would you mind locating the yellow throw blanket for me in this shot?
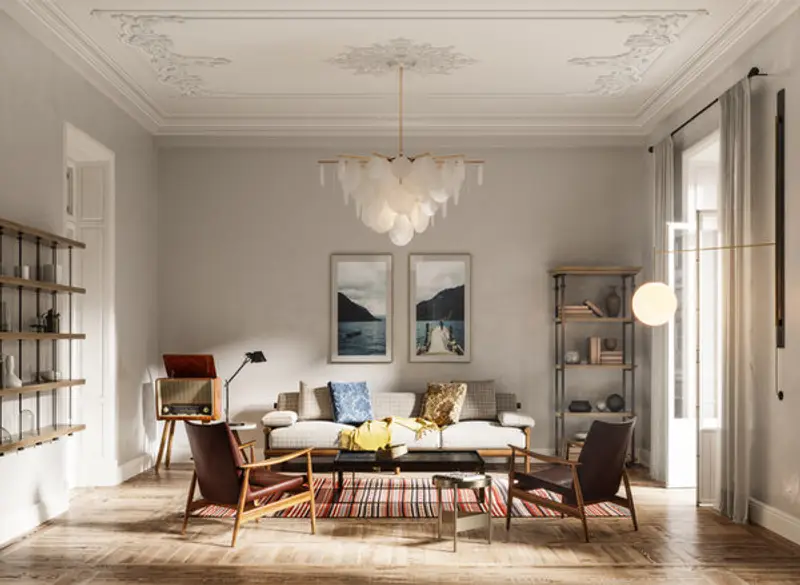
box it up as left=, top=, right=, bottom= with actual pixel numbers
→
left=338, top=417, right=439, bottom=451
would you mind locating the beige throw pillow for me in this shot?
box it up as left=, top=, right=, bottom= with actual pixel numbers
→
left=421, top=383, right=467, bottom=427
left=452, top=379, right=497, bottom=420
left=298, top=381, right=333, bottom=420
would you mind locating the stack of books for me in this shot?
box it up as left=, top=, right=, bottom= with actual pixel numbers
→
left=599, top=350, right=624, bottom=365
left=557, top=304, right=594, bottom=319
left=588, top=337, right=602, bottom=364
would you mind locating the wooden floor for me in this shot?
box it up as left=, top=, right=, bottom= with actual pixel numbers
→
left=2, top=464, right=799, bottom=584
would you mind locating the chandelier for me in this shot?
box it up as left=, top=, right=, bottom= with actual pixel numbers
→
left=318, top=39, right=484, bottom=246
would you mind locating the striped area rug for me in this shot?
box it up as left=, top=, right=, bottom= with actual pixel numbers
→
left=191, top=477, right=630, bottom=519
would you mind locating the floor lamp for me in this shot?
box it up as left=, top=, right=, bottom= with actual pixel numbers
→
left=224, top=350, right=267, bottom=423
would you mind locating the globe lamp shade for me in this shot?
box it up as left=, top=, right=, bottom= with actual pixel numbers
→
left=632, top=282, right=678, bottom=326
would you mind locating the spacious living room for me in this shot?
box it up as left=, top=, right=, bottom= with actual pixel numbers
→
left=1, top=1, right=800, bottom=583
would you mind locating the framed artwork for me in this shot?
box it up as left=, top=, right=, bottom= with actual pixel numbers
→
left=330, top=254, right=393, bottom=363
left=409, top=254, right=471, bottom=362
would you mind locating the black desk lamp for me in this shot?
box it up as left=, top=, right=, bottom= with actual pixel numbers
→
left=224, top=350, right=267, bottom=422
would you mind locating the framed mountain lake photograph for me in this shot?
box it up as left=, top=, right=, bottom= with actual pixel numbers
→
left=330, top=254, right=393, bottom=363
left=409, top=254, right=471, bottom=363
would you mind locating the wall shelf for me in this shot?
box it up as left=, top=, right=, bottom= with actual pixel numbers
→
left=0, top=425, right=86, bottom=455
left=555, top=317, right=634, bottom=324
left=558, top=411, right=634, bottom=418
left=0, top=332, right=86, bottom=341
left=556, top=364, right=636, bottom=370
left=0, top=218, right=85, bottom=250
left=549, top=266, right=642, bottom=277
left=0, top=275, right=86, bottom=295
left=0, top=379, right=86, bottom=398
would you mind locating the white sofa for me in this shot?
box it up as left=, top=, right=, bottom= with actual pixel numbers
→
left=262, top=390, right=534, bottom=463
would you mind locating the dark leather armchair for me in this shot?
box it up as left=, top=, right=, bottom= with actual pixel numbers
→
left=181, top=421, right=316, bottom=547
left=506, top=418, right=637, bottom=542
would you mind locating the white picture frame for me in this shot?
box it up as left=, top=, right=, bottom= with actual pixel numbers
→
left=330, top=254, right=393, bottom=363
left=409, top=254, right=471, bottom=363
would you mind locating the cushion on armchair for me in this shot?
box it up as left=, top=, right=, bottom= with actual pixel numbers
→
left=329, top=381, right=374, bottom=424
left=498, top=411, right=536, bottom=428
left=261, top=410, right=298, bottom=428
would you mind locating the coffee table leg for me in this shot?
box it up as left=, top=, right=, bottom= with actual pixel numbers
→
left=487, top=478, right=492, bottom=544
left=453, top=486, right=459, bottom=553
left=437, top=484, right=442, bottom=540
left=337, top=469, right=344, bottom=500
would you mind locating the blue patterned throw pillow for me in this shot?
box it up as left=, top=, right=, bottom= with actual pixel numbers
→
left=328, top=381, right=374, bottom=425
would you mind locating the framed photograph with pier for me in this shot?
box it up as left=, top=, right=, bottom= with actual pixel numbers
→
left=409, top=254, right=471, bottom=363
left=330, top=254, right=393, bottom=363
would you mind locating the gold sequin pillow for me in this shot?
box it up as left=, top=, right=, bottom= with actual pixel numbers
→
left=421, top=383, right=468, bottom=426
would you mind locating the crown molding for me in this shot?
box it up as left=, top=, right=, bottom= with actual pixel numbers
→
left=4, top=1, right=797, bottom=138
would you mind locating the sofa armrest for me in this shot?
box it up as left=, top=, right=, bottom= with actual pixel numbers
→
left=498, top=411, right=535, bottom=428
left=261, top=410, right=298, bottom=428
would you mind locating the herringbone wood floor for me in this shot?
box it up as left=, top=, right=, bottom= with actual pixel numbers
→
left=1, top=464, right=799, bottom=584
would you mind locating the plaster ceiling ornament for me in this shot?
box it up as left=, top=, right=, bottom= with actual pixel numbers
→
left=570, top=12, right=706, bottom=96
left=110, top=14, right=231, bottom=97
left=319, top=39, right=483, bottom=246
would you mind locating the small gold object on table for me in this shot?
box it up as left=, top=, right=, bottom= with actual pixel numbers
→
left=432, top=472, right=492, bottom=552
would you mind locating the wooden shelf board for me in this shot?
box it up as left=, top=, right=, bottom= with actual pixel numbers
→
left=0, top=379, right=86, bottom=398
left=0, top=332, right=86, bottom=341
left=556, top=364, right=635, bottom=370
left=549, top=266, right=642, bottom=277
left=0, top=424, right=86, bottom=455
left=0, top=275, right=86, bottom=295
left=557, top=412, right=634, bottom=418
left=555, top=317, right=634, bottom=324
left=0, top=218, right=86, bottom=249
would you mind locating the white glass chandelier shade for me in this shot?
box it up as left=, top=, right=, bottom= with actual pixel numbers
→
left=632, top=282, right=678, bottom=326
left=333, top=154, right=474, bottom=246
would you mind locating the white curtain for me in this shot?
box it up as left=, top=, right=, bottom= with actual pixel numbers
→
left=649, top=137, right=674, bottom=483
left=718, top=78, right=754, bottom=523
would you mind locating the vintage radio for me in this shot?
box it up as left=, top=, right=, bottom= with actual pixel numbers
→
left=156, top=354, right=222, bottom=421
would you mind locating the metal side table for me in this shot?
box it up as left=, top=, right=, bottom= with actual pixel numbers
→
left=433, top=474, right=492, bottom=552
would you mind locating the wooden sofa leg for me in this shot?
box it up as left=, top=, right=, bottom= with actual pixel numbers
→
left=523, top=427, right=531, bottom=473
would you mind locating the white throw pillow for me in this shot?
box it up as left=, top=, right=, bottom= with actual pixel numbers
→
left=261, top=410, right=298, bottom=428
left=298, top=381, right=333, bottom=420
left=498, top=411, right=535, bottom=428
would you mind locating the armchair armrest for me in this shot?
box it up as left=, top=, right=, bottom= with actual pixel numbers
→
left=237, top=440, right=256, bottom=451
left=239, top=447, right=312, bottom=469
left=509, top=445, right=580, bottom=467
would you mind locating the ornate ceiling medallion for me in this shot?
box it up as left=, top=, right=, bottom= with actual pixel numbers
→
left=109, top=14, right=231, bottom=96
left=570, top=12, right=706, bottom=96
left=319, top=39, right=482, bottom=247
left=327, top=37, right=477, bottom=76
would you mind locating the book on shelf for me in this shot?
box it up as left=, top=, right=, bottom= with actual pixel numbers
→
left=583, top=300, right=605, bottom=317
left=588, top=336, right=602, bottom=364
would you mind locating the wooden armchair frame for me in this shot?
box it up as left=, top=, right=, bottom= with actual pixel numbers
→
left=506, top=445, right=637, bottom=543
left=182, top=446, right=316, bottom=547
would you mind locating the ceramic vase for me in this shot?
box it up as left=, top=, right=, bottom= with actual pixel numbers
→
left=1, top=354, right=22, bottom=388
left=605, top=286, right=622, bottom=317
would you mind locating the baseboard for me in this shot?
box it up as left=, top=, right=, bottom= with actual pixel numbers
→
left=117, top=454, right=153, bottom=483
left=749, top=498, right=800, bottom=546
left=0, top=494, right=69, bottom=548
left=637, top=448, right=651, bottom=468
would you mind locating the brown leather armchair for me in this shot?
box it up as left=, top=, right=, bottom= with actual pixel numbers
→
left=506, top=418, right=637, bottom=542
left=181, top=421, right=316, bottom=547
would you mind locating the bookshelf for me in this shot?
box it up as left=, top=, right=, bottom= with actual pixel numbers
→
left=549, top=266, right=641, bottom=462
left=0, top=216, right=86, bottom=455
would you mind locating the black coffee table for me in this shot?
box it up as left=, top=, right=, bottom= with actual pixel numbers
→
left=332, top=450, right=486, bottom=501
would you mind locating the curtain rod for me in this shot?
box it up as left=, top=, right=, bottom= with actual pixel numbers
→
left=647, top=67, right=767, bottom=153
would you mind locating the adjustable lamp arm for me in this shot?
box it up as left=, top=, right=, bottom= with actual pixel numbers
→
left=225, top=356, right=251, bottom=387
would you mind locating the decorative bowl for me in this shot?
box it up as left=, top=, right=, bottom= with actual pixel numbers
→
left=606, top=393, right=625, bottom=412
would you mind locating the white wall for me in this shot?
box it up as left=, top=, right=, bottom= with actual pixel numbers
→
left=158, top=145, right=651, bottom=457
left=0, top=11, right=159, bottom=545
left=649, top=9, right=800, bottom=542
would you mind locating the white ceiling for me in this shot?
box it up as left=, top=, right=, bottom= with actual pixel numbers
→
left=5, top=0, right=796, bottom=139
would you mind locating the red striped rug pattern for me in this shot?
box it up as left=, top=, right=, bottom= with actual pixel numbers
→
left=191, top=477, right=630, bottom=519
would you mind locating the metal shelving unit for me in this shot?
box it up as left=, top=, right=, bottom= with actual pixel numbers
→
left=550, top=266, right=641, bottom=462
left=0, top=217, right=86, bottom=455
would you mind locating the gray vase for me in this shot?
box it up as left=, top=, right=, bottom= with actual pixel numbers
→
left=605, top=286, right=621, bottom=317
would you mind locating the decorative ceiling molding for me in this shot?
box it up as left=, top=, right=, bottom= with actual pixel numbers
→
left=109, top=14, right=231, bottom=96
left=5, top=2, right=796, bottom=137
left=327, top=38, right=476, bottom=76
left=570, top=12, right=706, bottom=96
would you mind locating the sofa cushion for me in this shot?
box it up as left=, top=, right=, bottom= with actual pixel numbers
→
left=389, top=423, right=442, bottom=449
left=298, top=381, right=333, bottom=420
left=372, top=392, right=422, bottom=420
left=261, top=410, right=298, bottom=428
left=329, top=381, right=374, bottom=424
left=269, top=421, right=354, bottom=450
left=452, top=380, right=497, bottom=420
left=498, top=411, right=535, bottom=428
left=441, top=421, right=527, bottom=449
left=421, top=383, right=467, bottom=426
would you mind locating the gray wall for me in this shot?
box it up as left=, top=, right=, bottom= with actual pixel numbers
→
left=0, top=12, right=159, bottom=544
left=158, top=146, right=651, bottom=455
left=650, top=10, right=800, bottom=525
